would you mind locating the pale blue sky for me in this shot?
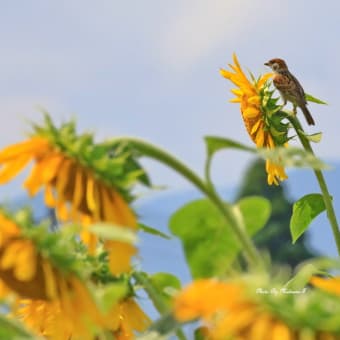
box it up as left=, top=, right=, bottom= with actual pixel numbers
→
left=1, top=1, right=339, bottom=191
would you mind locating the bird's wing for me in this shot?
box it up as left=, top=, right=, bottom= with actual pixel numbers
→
left=289, top=72, right=307, bottom=104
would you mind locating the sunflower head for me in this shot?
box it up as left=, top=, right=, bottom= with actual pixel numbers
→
left=220, top=54, right=290, bottom=185
left=174, top=272, right=340, bottom=339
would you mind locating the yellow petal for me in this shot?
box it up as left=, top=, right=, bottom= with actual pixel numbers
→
left=243, top=107, right=260, bottom=118
left=229, top=97, right=242, bottom=103
left=56, top=199, right=69, bottom=221
left=0, top=240, right=23, bottom=270
left=101, top=185, right=120, bottom=223
left=271, top=321, right=293, bottom=340
left=55, top=158, right=72, bottom=202
left=14, top=243, right=37, bottom=281
left=248, top=95, right=261, bottom=105
left=42, top=260, right=58, bottom=299
left=249, top=315, right=273, bottom=339
left=220, top=68, right=234, bottom=79
left=0, top=154, right=31, bottom=184
left=112, top=191, right=137, bottom=228
left=106, top=241, right=136, bottom=275
left=310, top=276, right=340, bottom=296
left=231, top=88, right=243, bottom=96
left=250, top=119, right=262, bottom=135
left=72, top=167, right=84, bottom=212
left=255, top=128, right=265, bottom=147
left=86, top=173, right=97, bottom=213
left=257, top=72, right=273, bottom=88
left=44, top=183, right=56, bottom=207
left=0, top=137, right=49, bottom=163
left=121, top=299, right=151, bottom=332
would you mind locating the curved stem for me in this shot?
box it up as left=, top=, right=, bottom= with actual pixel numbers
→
left=111, top=137, right=262, bottom=266
left=132, top=272, right=187, bottom=340
left=288, top=114, right=340, bottom=255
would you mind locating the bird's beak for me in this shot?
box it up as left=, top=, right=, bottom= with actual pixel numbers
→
left=264, top=62, right=270, bottom=66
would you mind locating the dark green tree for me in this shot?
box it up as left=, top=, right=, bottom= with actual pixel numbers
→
left=235, top=158, right=316, bottom=267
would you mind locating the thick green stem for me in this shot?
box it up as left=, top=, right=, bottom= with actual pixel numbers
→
left=111, top=137, right=262, bottom=266
left=288, top=115, right=340, bottom=255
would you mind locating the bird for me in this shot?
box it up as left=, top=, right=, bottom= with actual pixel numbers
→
left=264, top=58, right=315, bottom=125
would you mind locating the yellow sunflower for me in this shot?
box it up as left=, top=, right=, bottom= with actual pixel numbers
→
left=220, top=54, right=288, bottom=185
left=0, top=116, right=146, bottom=274
left=174, top=279, right=340, bottom=340
left=0, top=209, right=150, bottom=340
left=310, top=276, right=340, bottom=296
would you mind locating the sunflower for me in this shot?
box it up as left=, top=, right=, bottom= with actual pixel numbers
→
left=173, top=278, right=340, bottom=340
left=0, top=115, right=147, bottom=274
left=0, top=208, right=150, bottom=339
left=311, top=276, right=340, bottom=296
left=220, top=54, right=289, bottom=185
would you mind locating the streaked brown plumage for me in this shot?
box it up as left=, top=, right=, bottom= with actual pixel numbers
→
left=264, top=58, right=315, bottom=125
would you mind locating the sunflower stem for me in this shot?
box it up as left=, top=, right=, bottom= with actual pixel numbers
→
left=111, top=137, right=262, bottom=267
left=132, top=272, right=187, bottom=340
left=288, top=115, right=340, bottom=255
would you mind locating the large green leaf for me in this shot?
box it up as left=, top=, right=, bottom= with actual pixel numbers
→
left=169, top=197, right=271, bottom=278
left=290, top=194, right=326, bottom=243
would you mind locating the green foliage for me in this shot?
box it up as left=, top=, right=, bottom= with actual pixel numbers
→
left=305, top=93, right=327, bottom=105
left=300, top=131, right=323, bottom=143
left=204, top=136, right=255, bottom=156
left=290, top=194, right=326, bottom=243
left=31, top=112, right=150, bottom=201
left=169, top=197, right=270, bottom=278
left=235, top=158, right=316, bottom=267
left=138, top=223, right=171, bottom=240
left=258, top=147, right=329, bottom=170
left=90, top=223, right=138, bottom=243
left=148, top=273, right=181, bottom=308
left=0, top=315, right=36, bottom=340
left=94, top=282, right=129, bottom=313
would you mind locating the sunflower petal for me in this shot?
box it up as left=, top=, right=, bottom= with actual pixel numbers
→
left=0, top=154, right=31, bottom=184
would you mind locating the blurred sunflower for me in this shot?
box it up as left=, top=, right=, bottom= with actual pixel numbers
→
left=311, top=276, right=340, bottom=296
left=0, top=115, right=148, bottom=274
left=0, top=208, right=150, bottom=339
left=174, top=277, right=340, bottom=340
left=220, top=54, right=289, bottom=185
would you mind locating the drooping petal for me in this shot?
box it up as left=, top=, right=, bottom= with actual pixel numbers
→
left=0, top=137, right=49, bottom=163
left=0, top=154, right=31, bottom=184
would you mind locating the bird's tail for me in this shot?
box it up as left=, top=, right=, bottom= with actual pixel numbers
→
left=301, top=105, right=315, bottom=125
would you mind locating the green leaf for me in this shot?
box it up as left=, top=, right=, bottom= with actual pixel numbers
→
left=290, top=194, right=326, bottom=243
left=138, top=223, right=171, bottom=240
left=149, top=273, right=181, bottom=307
left=0, top=315, right=36, bottom=339
left=258, top=146, right=329, bottom=170
left=204, top=136, right=255, bottom=157
left=237, top=196, right=271, bottom=234
left=169, top=197, right=270, bottom=278
left=95, top=282, right=128, bottom=313
left=303, top=132, right=322, bottom=143
left=90, top=223, right=138, bottom=244
left=305, top=93, right=327, bottom=105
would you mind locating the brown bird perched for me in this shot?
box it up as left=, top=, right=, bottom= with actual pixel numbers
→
left=264, top=58, right=315, bottom=125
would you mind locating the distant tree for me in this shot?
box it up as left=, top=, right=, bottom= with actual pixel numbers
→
left=235, top=158, right=316, bottom=267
